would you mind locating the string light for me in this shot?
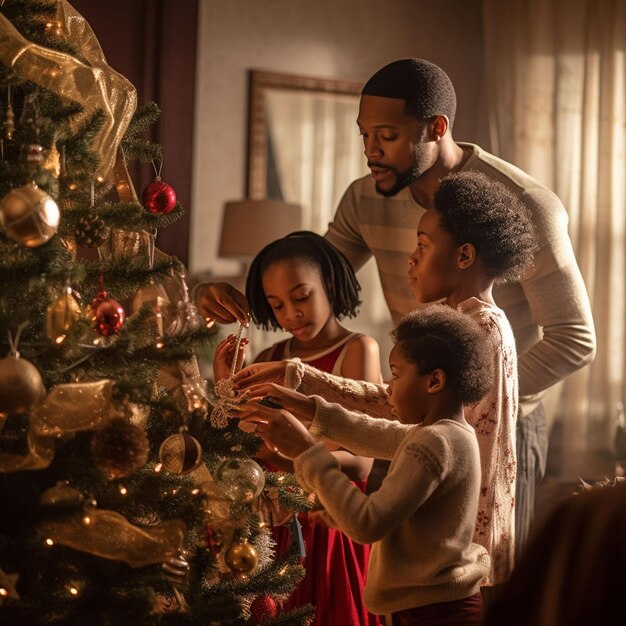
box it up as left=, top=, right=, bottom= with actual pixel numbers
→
left=45, top=538, right=54, bottom=546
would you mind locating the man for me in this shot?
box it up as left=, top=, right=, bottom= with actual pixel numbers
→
left=197, top=59, right=596, bottom=556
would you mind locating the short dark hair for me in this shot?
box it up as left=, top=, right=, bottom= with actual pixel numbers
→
left=246, top=231, right=361, bottom=331
left=392, top=305, right=493, bottom=404
left=434, top=170, right=537, bottom=283
left=362, top=58, right=457, bottom=129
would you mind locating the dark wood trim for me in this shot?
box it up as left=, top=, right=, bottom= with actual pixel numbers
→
left=246, top=69, right=363, bottom=200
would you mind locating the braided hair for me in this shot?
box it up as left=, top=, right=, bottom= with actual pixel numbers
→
left=246, top=231, right=362, bottom=331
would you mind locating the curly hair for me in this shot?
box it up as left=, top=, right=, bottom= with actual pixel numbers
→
left=392, top=305, right=494, bottom=404
left=361, top=58, right=457, bottom=129
left=434, top=170, right=537, bottom=283
left=246, top=231, right=362, bottom=331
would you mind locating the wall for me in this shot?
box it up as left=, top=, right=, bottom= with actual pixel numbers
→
left=190, top=0, right=489, bottom=275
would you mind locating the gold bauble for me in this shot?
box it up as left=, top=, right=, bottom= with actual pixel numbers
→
left=0, top=355, right=46, bottom=414
left=0, top=183, right=60, bottom=247
left=131, top=279, right=171, bottom=338
left=131, top=279, right=170, bottom=314
left=224, top=540, right=258, bottom=573
left=158, top=433, right=203, bottom=474
left=46, top=288, right=82, bottom=343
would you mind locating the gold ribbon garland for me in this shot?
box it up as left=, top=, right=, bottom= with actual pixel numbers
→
left=30, top=379, right=114, bottom=436
left=0, top=429, right=55, bottom=472
left=39, top=509, right=186, bottom=568
left=0, top=1, right=137, bottom=182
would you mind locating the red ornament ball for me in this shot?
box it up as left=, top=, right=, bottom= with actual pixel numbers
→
left=93, top=296, right=125, bottom=336
left=142, top=178, right=177, bottom=214
left=249, top=595, right=278, bottom=624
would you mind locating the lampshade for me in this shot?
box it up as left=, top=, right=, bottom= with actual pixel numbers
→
left=218, top=199, right=302, bottom=260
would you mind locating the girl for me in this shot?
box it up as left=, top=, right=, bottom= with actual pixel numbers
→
left=214, top=230, right=383, bottom=626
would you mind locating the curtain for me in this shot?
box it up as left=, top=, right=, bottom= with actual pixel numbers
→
left=482, top=0, right=626, bottom=477
left=263, top=90, right=394, bottom=364
left=71, top=0, right=199, bottom=267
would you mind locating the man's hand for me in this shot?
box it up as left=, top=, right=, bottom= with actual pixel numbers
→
left=198, top=282, right=250, bottom=325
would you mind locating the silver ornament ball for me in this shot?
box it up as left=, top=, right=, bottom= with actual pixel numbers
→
left=214, top=457, right=265, bottom=504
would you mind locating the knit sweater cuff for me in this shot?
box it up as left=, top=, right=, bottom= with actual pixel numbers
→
left=284, top=358, right=304, bottom=390
left=309, top=396, right=340, bottom=440
left=293, top=441, right=335, bottom=492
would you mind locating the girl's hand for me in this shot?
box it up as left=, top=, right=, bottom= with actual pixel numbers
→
left=213, top=334, right=248, bottom=382
left=233, top=360, right=287, bottom=389
left=235, top=400, right=316, bottom=459
left=237, top=383, right=316, bottom=428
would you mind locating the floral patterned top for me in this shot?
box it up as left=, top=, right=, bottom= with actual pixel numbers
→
left=284, top=298, right=518, bottom=586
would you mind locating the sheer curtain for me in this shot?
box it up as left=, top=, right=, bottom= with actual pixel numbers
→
left=263, top=90, right=393, bottom=365
left=483, top=0, right=626, bottom=476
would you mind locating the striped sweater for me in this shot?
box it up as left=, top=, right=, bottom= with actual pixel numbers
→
left=325, top=142, right=595, bottom=415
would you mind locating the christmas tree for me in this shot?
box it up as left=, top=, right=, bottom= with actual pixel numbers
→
left=0, top=1, right=313, bottom=624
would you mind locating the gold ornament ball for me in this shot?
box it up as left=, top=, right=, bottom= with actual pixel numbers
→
left=46, top=288, right=82, bottom=343
left=225, top=540, right=258, bottom=573
left=0, top=355, right=46, bottom=414
left=158, top=432, right=203, bottom=474
left=0, top=184, right=60, bottom=247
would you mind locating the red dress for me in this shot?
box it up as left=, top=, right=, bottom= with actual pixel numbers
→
left=266, top=335, right=381, bottom=626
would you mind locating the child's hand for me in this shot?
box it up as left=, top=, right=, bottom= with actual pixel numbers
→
left=254, top=441, right=294, bottom=472
left=237, top=383, right=316, bottom=428
left=236, top=400, right=316, bottom=459
left=233, top=360, right=287, bottom=389
left=213, top=334, right=248, bottom=382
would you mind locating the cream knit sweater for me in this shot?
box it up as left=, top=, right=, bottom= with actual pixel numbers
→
left=295, top=403, right=489, bottom=614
